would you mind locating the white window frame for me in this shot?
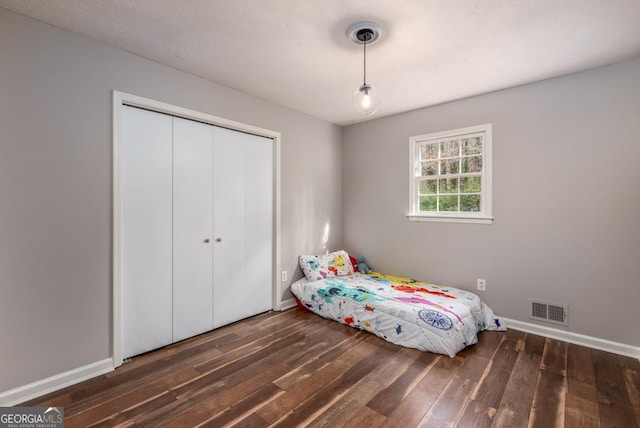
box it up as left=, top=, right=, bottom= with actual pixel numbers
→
left=407, top=124, right=493, bottom=224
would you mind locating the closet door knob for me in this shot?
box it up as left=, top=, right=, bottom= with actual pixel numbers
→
left=215, top=237, right=222, bottom=242
left=204, top=238, right=211, bottom=243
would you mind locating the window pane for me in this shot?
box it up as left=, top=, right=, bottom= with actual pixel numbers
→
left=411, top=125, right=490, bottom=219
left=440, top=158, right=460, bottom=175
left=460, top=194, right=481, bottom=212
left=419, top=179, right=437, bottom=195
left=438, top=178, right=458, bottom=194
left=421, top=161, right=437, bottom=176
left=439, top=140, right=459, bottom=158
left=462, top=136, right=483, bottom=155
left=419, top=196, right=437, bottom=211
left=439, top=195, right=458, bottom=211
left=460, top=176, right=481, bottom=193
left=461, top=155, right=482, bottom=173
left=420, top=143, right=437, bottom=160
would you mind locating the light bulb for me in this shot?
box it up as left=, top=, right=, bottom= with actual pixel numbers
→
left=361, top=94, right=371, bottom=109
left=353, top=84, right=379, bottom=116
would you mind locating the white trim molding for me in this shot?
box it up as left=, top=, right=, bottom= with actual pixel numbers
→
left=406, top=214, right=494, bottom=224
left=0, top=359, right=113, bottom=406
left=504, top=317, right=640, bottom=360
left=112, top=91, right=282, bottom=367
left=279, top=298, right=298, bottom=311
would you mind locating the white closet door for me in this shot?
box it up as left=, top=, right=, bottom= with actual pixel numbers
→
left=213, top=128, right=273, bottom=326
left=121, top=106, right=173, bottom=358
left=212, top=127, right=247, bottom=327
left=244, top=134, right=274, bottom=316
left=172, top=117, right=215, bottom=342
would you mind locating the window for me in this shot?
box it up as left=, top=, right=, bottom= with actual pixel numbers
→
left=408, top=124, right=492, bottom=224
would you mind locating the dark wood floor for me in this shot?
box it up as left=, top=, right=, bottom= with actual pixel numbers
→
left=23, top=308, right=640, bottom=427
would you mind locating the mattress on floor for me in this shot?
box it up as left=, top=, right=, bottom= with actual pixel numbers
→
left=290, top=272, right=506, bottom=357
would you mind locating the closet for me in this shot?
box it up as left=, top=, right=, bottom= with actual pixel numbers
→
left=121, top=105, right=273, bottom=359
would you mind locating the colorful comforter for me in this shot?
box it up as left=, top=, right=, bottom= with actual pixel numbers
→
left=291, top=272, right=506, bottom=357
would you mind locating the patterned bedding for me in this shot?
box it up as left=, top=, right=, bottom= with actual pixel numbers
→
left=290, top=272, right=506, bottom=357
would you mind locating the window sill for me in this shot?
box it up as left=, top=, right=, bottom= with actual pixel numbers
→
left=406, top=214, right=494, bottom=224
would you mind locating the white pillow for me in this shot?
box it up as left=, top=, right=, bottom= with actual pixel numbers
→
left=299, top=250, right=354, bottom=281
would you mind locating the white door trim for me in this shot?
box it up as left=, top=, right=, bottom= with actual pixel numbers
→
left=112, top=90, right=282, bottom=368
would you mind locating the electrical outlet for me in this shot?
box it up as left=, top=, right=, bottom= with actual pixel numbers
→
left=281, top=270, right=288, bottom=282
left=477, top=278, right=486, bottom=291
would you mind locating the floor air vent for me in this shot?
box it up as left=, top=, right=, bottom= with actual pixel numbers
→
left=529, top=299, right=568, bottom=326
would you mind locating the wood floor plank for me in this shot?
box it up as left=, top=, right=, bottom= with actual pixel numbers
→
left=379, top=355, right=460, bottom=428
left=271, top=330, right=368, bottom=391
left=527, top=368, right=566, bottom=428
left=564, top=344, right=600, bottom=428
left=618, top=354, right=640, bottom=427
left=455, top=335, right=520, bottom=427
left=177, top=367, right=288, bottom=428
left=417, top=373, right=476, bottom=428
left=306, top=379, right=384, bottom=428
left=242, top=309, right=283, bottom=325
left=343, top=405, right=387, bottom=428
left=64, top=367, right=199, bottom=427
left=210, top=313, right=311, bottom=355
left=491, top=338, right=541, bottom=428
left=17, top=309, right=637, bottom=428
left=365, top=345, right=422, bottom=386
left=88, top=391, right=176, bottom=428
left=282, top=321, right=362, bottom=369
left=192, top=318, right=312, bottom=375
left=618, top=354, right=640, bottom=406
left=21, top=392, right=73, bottom=408
left=453, top=399, right=495, bottom=428
left=524, top=333, right=546, bottom=355
left=455, top=353, right=491, bottom=383
left=172, top=331, right=307, bottom=400
left=56, top=333, right=228, bottom=415
left=256, top=334, right=380, bottom=424
left=144, top=334, right=317, bottom=426
left=198, top=383, right=284, bottom=427
left=230, top=412, right=269, bottom=428
left=469, top=334, right=520, bottom=408
left=144, top=362, right=291, bottom=427
left=506, top=328, right=526, bottom=341
left=472, top=331, right=505, bottom=358
left=270, top=338, right=396, bottom=427
left=527, top=337, right=568, bottom=428
left=541, top=338, right=569, bottom=376
left=592, top=349, right=637, bottom=428
left=564, top=394, right=601, bottom=428
left=367, top=350, right=439, bottom=416
left=133, top=324, right=320, bottom=426
left=566, top=344, right=597, bottom=396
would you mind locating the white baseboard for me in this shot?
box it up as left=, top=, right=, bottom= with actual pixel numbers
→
left=0, top=358, right=114, bottom=406
left=503, top=317, right=640, bottom=360
left=279, top=298, right=297, bottom=310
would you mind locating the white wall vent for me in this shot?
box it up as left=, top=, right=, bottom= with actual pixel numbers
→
left=529, top=299, right=568, bottom=326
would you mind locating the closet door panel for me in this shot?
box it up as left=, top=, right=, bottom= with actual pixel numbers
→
left=213, top=127, right=247, bottom=327
left=121, top=106, right=173, bottom=358
left=173, top=117, right=215, bottom=342
left=244, top=135, right=274, bottom=316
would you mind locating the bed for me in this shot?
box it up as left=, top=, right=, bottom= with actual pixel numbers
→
left=291, top=251, right=506, bottom=357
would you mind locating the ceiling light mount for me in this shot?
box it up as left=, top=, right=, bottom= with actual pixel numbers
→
left=347, top=22, right=383, bottom=46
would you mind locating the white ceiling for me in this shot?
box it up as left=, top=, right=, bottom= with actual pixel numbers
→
left=2, top=0, right=640, bottom=125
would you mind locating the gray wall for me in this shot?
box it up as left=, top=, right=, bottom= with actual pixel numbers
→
left=0, top=8, right=342, bottom=392
left=343, top=58, right=640, bottom=347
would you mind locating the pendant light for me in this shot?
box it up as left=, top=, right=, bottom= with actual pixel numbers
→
left=348, top=22, right=382, bottom=116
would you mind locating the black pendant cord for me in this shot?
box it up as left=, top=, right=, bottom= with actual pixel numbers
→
left=363, top=36, right=367, bottom=86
